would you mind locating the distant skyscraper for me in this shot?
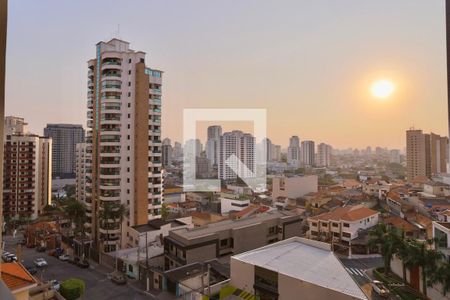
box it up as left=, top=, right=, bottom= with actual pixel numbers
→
left=184, top=139, right=202, bottom=160
left=317, top=143, right=332, bottom=167
left=219, top=130, right=255, bottom=180
left=287, top=136, right=300, bottom=167
left=406, top=129, right=448, bottom=180
left=301, top=140, right=315, bottom=167
left=3, top=117, right=52, bottom=219
left=206, top=125, right=222, bottom=167
left=272, top=144, right=281, bottom=161
left=44, top=124, right=85, bottom=179
left=162, top=138, right=173, bottom=168
left=173, top=141, right=183, bottom=161
left=389, top=149, right=401, bottom=164
left=263, top=138, right=273, bottom=162
left=85, top=39, right=163, bottom=252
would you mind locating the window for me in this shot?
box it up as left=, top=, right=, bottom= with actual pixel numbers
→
left=343, top=223, right=350, bottom=228
left=128, top=82, right=131, bottom=86
left=220, top=239, right=228, bottom=247
left=128, top=92, right=131, bottom=97
left=128, top=70, right=131, bottom=75
left=128, top=58, right=131, bottom=63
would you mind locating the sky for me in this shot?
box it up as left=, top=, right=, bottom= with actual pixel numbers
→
left=5, top=0, right=448, bottom=149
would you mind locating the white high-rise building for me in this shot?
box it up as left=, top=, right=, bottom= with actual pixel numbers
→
left=301, top=140, right=315, bottom=167
left=287, top=136, right=301, bottom=167
left=75, top=143, right=87, bottom=203
left=219, top=131, right=255, bottom=180
left=85, top=39, right=163, bottom=252
left=389, top=149, right=401, bottom=164
left=206, top=125, right=222, bottom=167
left=317, top=143, right=332, bottom=167
left=272, top=144, right=281, bottom=161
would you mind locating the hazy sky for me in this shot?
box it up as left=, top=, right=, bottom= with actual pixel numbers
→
left=5, top=0, right=448, bottom=149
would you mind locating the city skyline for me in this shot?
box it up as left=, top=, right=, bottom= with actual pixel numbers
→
left=4, top=0, right=448, bottom=149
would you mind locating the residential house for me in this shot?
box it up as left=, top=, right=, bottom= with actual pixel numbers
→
left=1, top=263, right=37, bottom=300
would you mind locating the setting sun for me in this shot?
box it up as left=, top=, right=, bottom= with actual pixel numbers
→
left=371, top=79, right=395, bottom=99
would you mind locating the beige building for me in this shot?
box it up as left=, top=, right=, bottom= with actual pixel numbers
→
left=272, top=175, right=318, bottom=199
left=230, top=237, right=367, bottom=300
left=84, top=39, right=163, bottom=252
left=3, top=118, right=52, bottom=220
left=406, top=129, right=448, bottom=181
left=164, top=211, right=303, bottom=270
left=75, top=143, right=87, bottom=203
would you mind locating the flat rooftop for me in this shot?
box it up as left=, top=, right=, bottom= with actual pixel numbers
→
left=232, top=237, right=368, bottom=300
left=132, top=219, right=186, bottom=233
left=170, top=211, right=298, bottom=240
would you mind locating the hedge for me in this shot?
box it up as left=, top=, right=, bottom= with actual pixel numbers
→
left=60, top=278, right=85, bottom=300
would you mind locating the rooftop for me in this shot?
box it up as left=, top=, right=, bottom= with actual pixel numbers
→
left=132, top=219, right=186, bottom=233
left=232, top=237, right=367, bottom=300
left=171, top=211, right=298, bottom=240
left=1, top=263, right=37, bottom=292
left=310, top=205, right=378, bottom=222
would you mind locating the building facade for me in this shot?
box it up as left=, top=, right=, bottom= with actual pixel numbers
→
left=75, top=143, right=87, bottom=203
left=3, top=131, right=52, bottom=220
left=406, top=129, right=448, bottom=180
left=44, top=124, right=85, bottom=179
left=206, top=125, right=222, bottom=167
left=316, top=143, right=332, bottom=167
left=162, top=138, right=173, bottom=168
left=85, top=39, right=163, bottom=252
left=219, top=130, right=255, bottom=181
left=287, top=136, right=300, bottom=167
left=301, top=140, right=315, bottom=167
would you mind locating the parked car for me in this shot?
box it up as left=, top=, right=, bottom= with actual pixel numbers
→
left=34, top=258, right=48, bottom=267
left=68, top=256, right=79, bottom=265
left=58, top=254, right=69, bottom=261
left=371, top=280, right=389, bottom=297
left=49, top=280, right=60, bottom=291
left=111, top=273, right=127, bottom=285
left=5, top=254, right=17, bottom=262
left=36, top=246, right=46, bottom=253
left=24, top=264, right=37, bottom=275
left=77, top=259, right=89, bottom=268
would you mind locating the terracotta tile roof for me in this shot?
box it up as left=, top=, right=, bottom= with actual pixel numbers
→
left=384, top=216, right=416, bottom=232
left=1, top=263, right=36, bottom=292
left=411, top=176, right=431, bottom=184
left=310, top=205, right=377, bottom=222
left=341, top=207, right=378, bottom=221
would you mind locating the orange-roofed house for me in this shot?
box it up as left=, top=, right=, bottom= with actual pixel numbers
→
left=1, top=263, right=37, bottom=300
left=307, top=205, right=379, bottom=244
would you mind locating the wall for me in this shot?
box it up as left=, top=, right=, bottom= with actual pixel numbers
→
left=232, top=223, right=267, bottom=254
left=186, top=243, right=216, bottom=265
left=230, top=258, right=255, bottom=294
left=272, top=175, right=318, bottom=199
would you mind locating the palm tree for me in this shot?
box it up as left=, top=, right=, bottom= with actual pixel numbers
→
left=64, top=200, right=86, bottom=236
left=406, top=239, right=443, bottom=297
left=368, top=223, right=400, bottom=274
left=98, top=202, right=127, bottom=253
left=434, top=260, right=450, bottom=296
left=394, top=231, right=410, bottom=283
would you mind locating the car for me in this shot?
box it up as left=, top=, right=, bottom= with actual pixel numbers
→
left=24, top=264, right=37, bottom=275
left=110, top=273, right=127, bottom=285
left=5, top=254, right=17, bottom=262
left=34, top=258, right=48, bottom=267
left=68, top=256, right=79, bottom=265
left=371, top=280, right=389, bottom=297
left=58, top=254, right=69, bottom=261
left=77, top=259, right=89, bottom=268
left=36, top=246, right=46, bottom=253
left=49, top=280, right=60, bottom=291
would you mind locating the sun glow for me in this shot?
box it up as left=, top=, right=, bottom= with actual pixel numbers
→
left=371, top=79, right=395, bottom=99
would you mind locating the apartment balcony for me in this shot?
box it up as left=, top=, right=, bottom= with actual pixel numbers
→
left=99, top=195, right=121, bottom=201
left=101, top=103, right=121, bottom=112
left=87, top=120, right=93, bottom=128
left=151, top=108, right=162, bottom=115
left=101, top=72, right=121, bottom=81
left=101, top=63, right=121, bottom=71
left=150, top=99, right=161, bottom=105
left=150, top=88, right=162, bottom=95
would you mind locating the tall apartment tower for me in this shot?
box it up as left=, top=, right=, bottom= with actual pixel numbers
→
left=75, top=143, right=87, bottom=203
left=219, top=130, right=255, bottom=181
left=206, top=125, right=222, bottom=167
left=272, top=144, right=281, bottom=161
left=317, top=143, right=332, bottom=167
left=162, top=138, right=173, bottom=168
left=44, top=124, right=85, bottom=179
left=406, top=129, right=447, bottom=180
left=301, top=140, right=315, bottom=167
left=4, top=116, right=28, bottom=137
left=85, top=39, right=163, bottom=252
left=3, top=118, right=52, bottom=220
left=287, top=136, right=301, bottom=167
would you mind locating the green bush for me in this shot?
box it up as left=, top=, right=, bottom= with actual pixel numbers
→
left=60, top=278, right=85, bottom=300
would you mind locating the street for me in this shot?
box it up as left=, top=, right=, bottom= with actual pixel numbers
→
left=340, top=256, right=398, bottom=300
left=3, top=234, right=156, bottom=300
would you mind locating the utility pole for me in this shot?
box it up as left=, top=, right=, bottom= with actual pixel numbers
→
left=145, top=233, right=149, bottom=292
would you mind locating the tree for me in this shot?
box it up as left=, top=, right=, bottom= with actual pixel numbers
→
left=98, top=202, right=127, bottom=253
left=64, top=200, right=86, bottom=236
left=161, top=203, right=169, bottom=221
left=60, top=278, right=85, bottom=300
left=405, top=239, right=443, bottom=297
left=434, top=260, right=450, bottom=296
left=368, top=223, right=399, bottom=274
